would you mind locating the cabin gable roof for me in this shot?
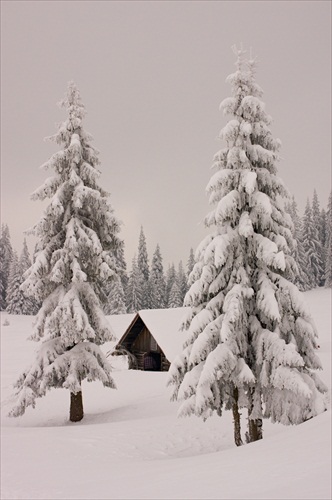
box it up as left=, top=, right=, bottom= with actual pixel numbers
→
left=114, top=307, right=189, bottom=363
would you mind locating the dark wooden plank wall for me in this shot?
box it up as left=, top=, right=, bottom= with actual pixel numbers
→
left=130, top=327, right=169, bottom=371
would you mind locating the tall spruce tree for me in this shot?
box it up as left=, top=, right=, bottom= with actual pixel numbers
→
left=165, top=263, right=176, bottom=307
left=168, top=280, right=183, bottom=308
left=115, top=244, right=128, bottom=296
left=177, top=261, right=188, bottom=305
left=7, top=242, right=34, bottom=315
left=103, top=275, right=127, bottom=315
left=126, top=255, right=143, bottom=312
left=168, top=48, right=326, bottom=446
left=324, top=192, right=332, bottom=287
left=302, top=199, right=323, bottom=288
left=187, top=248, right=196, bottom=279
left=285, top=197, right=310, bottom=291
left=6, top=252, right=26, bottom=315
left=0, top=224, right=13, bottom=310
left=9, top=82, right=122, bottom=422
left=19, top=239, right=35, bottom=314
left=311, top=190, right=325, bottom=285
left=150, top=244, right=166, bottom=309
left=137, top=227, right=151, bottom=309
left=320, top=208, right=327, bottom=282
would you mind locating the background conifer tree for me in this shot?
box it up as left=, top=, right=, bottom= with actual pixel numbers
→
left=0, top=224, right=13, bottom=310
left=324, top=192, right=332, bottom=287
left=311, top=190, right=325, bottom=285
left=103, top=276, right=127, bottom=315
left=6, top=252, right=26, bottom=315
left=126, top=255, right=142, bottom=312
left=186, top=248, right=196, bottom=281
left=168, top=279, right=183, bottom=308
left=137, top=227, right=151, bottom=309
left=9, top=82, right=122, bottom=422
left=115, top=244, right=128, bottom=297
left=150, top=244, right=166, bottom=309
left=168, top=48, right=326, bottom=446
left=20, top=239, right=32, bottom=274
left=18, top=239, right=36, bottom=314
left=285, top=197, right=310, bottom=291
left=165, top=263, right=176, bottom=307
left=302, top=199, right=323, bottom=288
left=177, top=261, right=188, bottom=305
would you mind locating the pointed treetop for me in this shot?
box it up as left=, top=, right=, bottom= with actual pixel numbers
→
left=59, top=81, right=86, bottom=128
left=231, top=43, right=246, bottom=70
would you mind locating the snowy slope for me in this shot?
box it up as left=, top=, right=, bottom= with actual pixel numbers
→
left=1, top=288, right=331, bottom=500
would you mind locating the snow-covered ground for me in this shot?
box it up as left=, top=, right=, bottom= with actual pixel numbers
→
left=1, top=288, right=331, bottom=500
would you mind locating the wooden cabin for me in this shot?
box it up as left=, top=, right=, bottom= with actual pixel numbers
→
left=111, top=307, right=188, bottom=372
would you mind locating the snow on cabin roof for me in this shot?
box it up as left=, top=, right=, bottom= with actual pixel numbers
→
left=103, top=313, right=136, bottom=356
left=106, top=312, right=136, bottom=340
left=135, top=307, right=189, bottom=362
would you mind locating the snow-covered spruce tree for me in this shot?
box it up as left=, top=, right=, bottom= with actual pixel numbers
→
left=0, top=224, right=13, bottom=310
left=137, top=226, right=151, bottom=309
left=177, top=261, right=188, bottom=304
left=187, top=248, right=196, bottom=280
left=324, top=192, right=332, bottom=287
left=320, top=208, right=327, bottom=281
left=285, top=197, right=310, bottom=291
left=126, top=255, right=143, bottom=312
left=115, top=243, right=128, bottom=297
left=311, top=190, right=325, bottom=285
left=165, top=263, right=176, bottom=307
left=103, top=275, right=127, bottom=315
left=302, top=199, right=323, bottom=288
left=150, top=244, right=166, bottom=309
left=20, top=238, right=32, bottom=274
left=6, top=252, right=26, bottom=315
left=168, top=280, right=183, bottom=308
left=168, top=48, right=327, bottom=446
left=9, top=82, right=122, bottom=422
left=7, top=243, right=34, bottom=315
left=19, top=239, right=35, bottom=314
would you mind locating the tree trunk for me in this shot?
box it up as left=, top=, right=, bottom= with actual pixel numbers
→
left=70, top=390, right=84, bottom=422
left=248, top=417, right=263, bottom=442
left=232, top=387, right=243, bottom=446
left=246, top=386, right=263, bottom=443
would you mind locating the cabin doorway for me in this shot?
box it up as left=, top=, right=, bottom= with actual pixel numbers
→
left=143, top=351, right=161, bottom=371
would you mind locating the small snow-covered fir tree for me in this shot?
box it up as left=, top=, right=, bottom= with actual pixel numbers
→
left=311, top=190, right=325, bottom=285
left=150, top=244, right=166, bottom=309
left=187, top=248, right=196, bottom=280
left=0, top=224, right=13, bottom=310
left=302, top=199, right=323, bottom=288
left=324, top=192, right=332, bottom=287
left=177, top=261, right=188, bottom=304
left=168, top=280, right=183, bottom=308
left=115, top=244, right=128, bottom=296
left=9, top=82, right=122, bottom=422
left=126, top=255, right=143, bottom=312
left=18, top=239, right=35, bottom=314
left=165, top=263, right=176, bottom=307
left=103, top=275, right=127, bottom=315
left=285, top=197, right=310, bottom=291
left=7, top=243, right=34, bottom=315
left=168, top=47, right=327, bottom=446
left=20, top=239, right=32, bottom=274
left=137, top=227, right=151, bottom=309
left=320, top=208, right=327, bottom=282
left=6, top=252, right=26, bottom=315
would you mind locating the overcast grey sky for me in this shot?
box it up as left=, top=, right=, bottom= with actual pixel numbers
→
left=1, top=1, right=331, bottom=268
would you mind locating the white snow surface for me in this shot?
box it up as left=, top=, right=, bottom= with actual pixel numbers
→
left=1, top=289, right=331, bottom=500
